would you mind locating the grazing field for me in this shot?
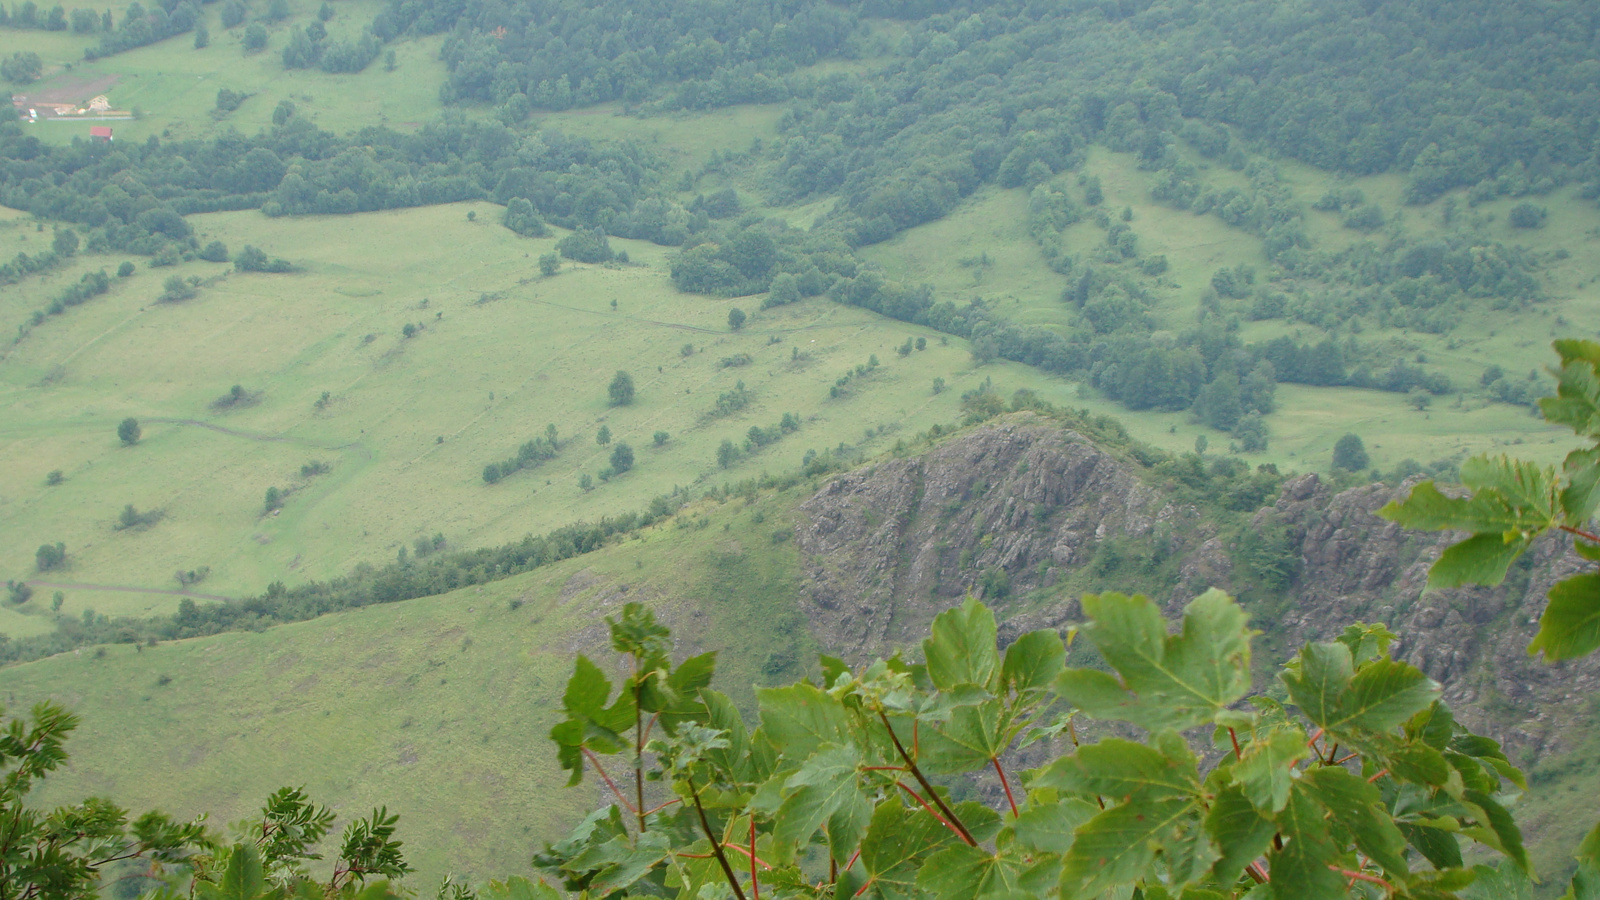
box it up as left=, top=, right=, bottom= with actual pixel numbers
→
left=0, top=483, right=816, bottom=886
left=4, top=1, right=448, bottom=147
left=0, top=200, right=1081, bottom=625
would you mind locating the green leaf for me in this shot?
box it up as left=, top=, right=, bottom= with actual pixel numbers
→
left=858, top=798, right=960, bottom=900
left=1430, top=532, right=1536, bottom=590
left=924, top=597, right=1001, bottom=692
left=1336, top=622, right=1397, bottom=667
left=1059, top=797, right=1200, bottom=897
left=1031, top=737, right=1201, bottom=802
left=1054, top=590, right=1251, bottom=731
left=1281, top=642, right=1439, bottom=736
left=1580, top=820, right=1600, bottom=866
left=197, top=845, right=266, bottom=900
left=1460, top=789, right=1530, bottom=874
left=1400, top=821, right=1463, bottom=871
left=1204, top=784, right=1276, bottom=888
left=756, top=683, right=851, bottom=759
left=1461, top=862, right=1535, bottom=900
left=1529, top=573, right=1600, bottom=662
left=1303, top=766, right=1409, bottom=880
left=1563, top=863, right=1600, bottom=900
left=698, top=689, right=752, bottom=781
left=917, top=844, right=1029, bottom=900
left=1542, top=340, right=1600, bottom=439
left=1001, top=630, right=1065, bottom=694
left=562, top=656, right=610, bottom=719
left=479, top=877, right=562, bottom=900
left=566, top=831, right=670, bottom=896
left=1233, top=727, right=1309, bottom=813
left=1265, top=784, right=1347, bottom=900
left=773, top=744, right=861, bottom=859
left=1562, top=447, right=1600, bottom=524
left=1010, top=798, right=1098, bottom=854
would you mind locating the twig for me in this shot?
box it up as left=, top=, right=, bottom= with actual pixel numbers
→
left=992, top=758, right=1019, bottom=817
left=1228, top=727, right=1243, bottom=760
left=749, top=818, right=760, bottom=900
left=895, top=783, right=966, bottom=842
left=686, top=774, right=748, bottom=900
left=1559, top=524, right=1600, bottom=544
left=1330, top=866, right=1391, bottom=889
left=877, top=709, right=976, bottom=846
left=1245, top=861, right=1269, bottom=884
left=1366, top=768, right=1389, bottom=783
left=584, top=748, right=640, bottom=814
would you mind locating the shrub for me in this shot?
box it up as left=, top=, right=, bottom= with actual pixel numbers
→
left=36, top=542, right=66, bottom=571
left=609, top=443, right=634, bottom=474
left=608, top=371, right=635, bottom=406
left=727, top=307, right=746, bottom=330
left=117, top=418, right=141, bottom=445
left=652, top=430, right=669, bottom=447
left=1332, top=432, right=1369, bottom=471
left=1509, top=202, right=1547, bottom=229
left=198, top=241, right=229, bottom=262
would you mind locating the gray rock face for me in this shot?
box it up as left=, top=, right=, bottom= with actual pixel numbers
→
left=793, top=417, right=1599, bottom=758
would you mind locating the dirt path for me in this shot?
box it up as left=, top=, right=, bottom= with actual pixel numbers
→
left=23, top=581, right=235, bottom=603
left=145, top=417, right=365, bottom=454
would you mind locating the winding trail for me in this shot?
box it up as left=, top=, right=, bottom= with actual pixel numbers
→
left=23, top=581, right=236, bottom=603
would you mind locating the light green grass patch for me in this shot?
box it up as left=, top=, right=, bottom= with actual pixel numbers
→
left=0, top=201, right=1082, bottom=622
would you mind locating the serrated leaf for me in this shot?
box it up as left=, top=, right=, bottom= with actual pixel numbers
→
left=1460, top=862, right=1535, bottom=900
left=197, top=845, right=266, bottom=900
left=773, top=744, right=861, bottom=859
left=1430, top=532, right=1536, bottom=590
left=1563, top=447, right=1600, bottom=524
left=756, top=683, right=851, bottom=759
left=562, top=656, right=611, bottom=719
left=1205, top=784, right=1276, bottom=888
left=924, top=597, right=1002, bottom=692
left=1234, top=727, right=1308, bottom=813
left=1461, top=789, right=1530, bottom=874
left=1281, top=643, right=1439, bottom=736
left=1564, top=863, right=1600, bottom=900
left=1001, top=629, right=1066, bottom=694
left=1011, top=798, right=1098, bottom=854
left=1529, top=573, right=1600, bottom=662
left=1336, top=622, right=1397, bottom=667
left=1400, top=821, right=1464, bottom=870
left=1303, top=766, right=1409, bottom=880
left=1059, top=796, right=1199, bottom=897
left=1542, top=341, right=1600, bottom=438
left=699, top=689, right=751, bottom=781
left=1031, top=737, right=1201, bottom=802
left=478, top=877, right=562, bottom=900
left=567, top=831, right=671, bottom=896
left=858, top=798, right=960, bottom=900
left=1266, top=784, right=1346, bottom=900
left=917, top=844, right=1029, bottom=900
left=1055, top=590, right=1251, bottom=731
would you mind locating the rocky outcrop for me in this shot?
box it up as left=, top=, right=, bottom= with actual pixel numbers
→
left=793, top=416, right=1600, bottom=759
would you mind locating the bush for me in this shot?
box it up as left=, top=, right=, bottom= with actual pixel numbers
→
left=234, top=245, right=293, bottom=272
left=1, top=52, right=43, bottom=84
left=35, top=542, right=66, bottom=571
left=652, top=430, right=669, bottom=447
left=1332, top=432, right=1370, bottom=471
left=242, top=23, right=267, bottom=51
left=555, top=229, right=613, bottom=263
left=608, top=371, right=635, bottom=406
left=198, top=241, right=229, bottom=262
left=609, top=443, right=634, bottom=474
left=117, top=261, right=136, bottom=278
left=159, top=275, right=197, bottom=303
left=1508, top=202, right=1547, bottom=229
left=727, top=307, right=746, bottom=330
left=538, top=252, right=560, bottom=276
left=45, top=470, right=64, bottom=486
left=117, top=417, right=141, bottom=445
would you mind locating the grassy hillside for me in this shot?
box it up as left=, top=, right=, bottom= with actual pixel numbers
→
left=0, top=481, right=814, bottom=886
left=6, top=1, right=448, bottom=146
left=1, top=199, right=1084, bottom=628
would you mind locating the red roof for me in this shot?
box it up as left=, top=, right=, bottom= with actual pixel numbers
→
left=89, top=126, right=113, bottom=138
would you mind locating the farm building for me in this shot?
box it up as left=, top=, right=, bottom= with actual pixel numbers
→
left=90, top=125, right=113, bottom=142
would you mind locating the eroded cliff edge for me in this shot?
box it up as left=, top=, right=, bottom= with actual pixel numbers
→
left=792, top=416, right=1598, bottom=760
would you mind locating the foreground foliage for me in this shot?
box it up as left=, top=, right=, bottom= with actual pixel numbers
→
left=533, top=596, right=1595, bottom=899
left=1382, top=339, right=1600, bottom=661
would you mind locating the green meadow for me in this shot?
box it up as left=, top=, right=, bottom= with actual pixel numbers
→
left=0, top=482, right=816, bottom=886
left=7, top=0, right=448, bottom=147
left=1, top=199, right=1081, bottom=627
